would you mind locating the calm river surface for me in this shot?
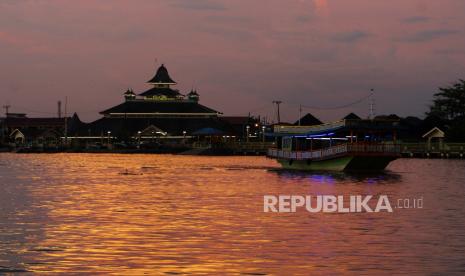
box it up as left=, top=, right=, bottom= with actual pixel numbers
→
left=0, top=153, right=465, bottom=275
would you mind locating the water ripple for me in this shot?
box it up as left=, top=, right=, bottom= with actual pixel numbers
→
left=0, top=154, right=464, bottom=274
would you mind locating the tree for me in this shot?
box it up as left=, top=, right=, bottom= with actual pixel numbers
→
left=427, top=79, right=465, bottom=120
left=447, top=116, right=465, bottom=142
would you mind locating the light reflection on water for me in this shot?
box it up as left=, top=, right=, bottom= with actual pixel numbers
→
left=0, top=153, right=465, bottom=274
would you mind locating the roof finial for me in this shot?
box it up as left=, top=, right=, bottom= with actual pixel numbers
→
left=147, top=62, right=176, bottom=84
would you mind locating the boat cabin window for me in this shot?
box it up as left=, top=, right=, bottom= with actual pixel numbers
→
left=281, top=136, right=349, bottom=152
left=282, top=137, right=293, bottom=151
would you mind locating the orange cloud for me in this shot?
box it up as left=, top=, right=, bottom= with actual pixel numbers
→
left=0, top=31, right=21, bottom=45
left=314, top=0, right=328, bottom=15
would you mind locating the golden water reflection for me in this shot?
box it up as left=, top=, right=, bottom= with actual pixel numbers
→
left=1, top=154, right=465, bottom=274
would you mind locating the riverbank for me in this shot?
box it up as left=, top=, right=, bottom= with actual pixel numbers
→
left=2, top=142, right=465, bottom=158
left=1, top=142, right=273, bottom=155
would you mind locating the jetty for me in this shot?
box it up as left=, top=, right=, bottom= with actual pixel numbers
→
left=401, top=143, right=465, bottom=158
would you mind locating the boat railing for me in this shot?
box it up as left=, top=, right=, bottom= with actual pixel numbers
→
left=347, top=143, right=400, bottom=153
left=267, top=143, right=400, bottom=160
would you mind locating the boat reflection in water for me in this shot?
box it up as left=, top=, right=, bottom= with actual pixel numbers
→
left=0, top=154, right=464, bottom=274
left=271, top=168, right=402, bottom=185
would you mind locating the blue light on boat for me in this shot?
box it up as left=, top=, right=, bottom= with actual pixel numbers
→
left=306, top=132, right=335, bottom=138
left=292, top=132, right=336, bottom=138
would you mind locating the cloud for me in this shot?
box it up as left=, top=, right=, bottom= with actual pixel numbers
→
left=198, top=26, right=253, bottom=41
left=0, top=31, right=20, bottom=45
left=296, top=15, right=312, bottom=23
left=205, top=15, right=253, bottom=24
left=403, top=16, right=430, bottom=23
left=170, top=0, right=226, bottom=11
left=300, top=48, right=338, bottom=63
left=330, top=31, right=371, bottom=43
left=434, top=48, right=465, bottom=56
left=0, top=0, right=35, bottom=6
left=400, top=29, right=458, bottom=42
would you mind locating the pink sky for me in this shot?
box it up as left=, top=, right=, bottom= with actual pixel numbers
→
left=1, top=0, right=465, bottom=122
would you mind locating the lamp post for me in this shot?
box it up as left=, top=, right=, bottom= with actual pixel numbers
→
left=183, top=130, right=186, bottom=138
left=246, top=125, right=250, bottom=143
left=262, top=126, right=266, bottom=143
left=107, top=131, right=111, bottom=146
left=137, top=131, right=141, bottom=148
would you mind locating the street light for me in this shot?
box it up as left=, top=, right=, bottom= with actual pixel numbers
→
left=137, top=131, right=142, bottom=148
left=107, top=131, right=111, bottom=146
left=246, top=125, right=250, bottom=143
left=262, top=126, right=266, bottom=143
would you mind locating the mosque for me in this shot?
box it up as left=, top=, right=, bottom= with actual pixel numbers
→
left=68, top=64, right=256, bottom=145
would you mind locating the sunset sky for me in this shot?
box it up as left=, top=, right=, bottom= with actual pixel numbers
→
left=1, top=0, right=465, bottom=122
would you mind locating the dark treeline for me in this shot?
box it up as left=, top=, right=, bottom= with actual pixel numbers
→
left=377, top=79, right=465, bottom=142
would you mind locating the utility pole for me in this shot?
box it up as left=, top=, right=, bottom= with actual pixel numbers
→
left=369, top=89, right=375, bottom=119
left=64, top=97, right=68, bottom=146
left=0, top=105, right=8, bottom=144
left=3, top=105, right=10, bottom=117
left=58, top=101, right=62, bottom=118
left=272, top=100, right=282, bottom=123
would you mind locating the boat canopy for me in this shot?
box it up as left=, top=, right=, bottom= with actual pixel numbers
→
left=267, top=119, right=399, bottom=137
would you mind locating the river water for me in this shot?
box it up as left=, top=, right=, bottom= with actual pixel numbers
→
left=0, top=153, right=464, bottom=275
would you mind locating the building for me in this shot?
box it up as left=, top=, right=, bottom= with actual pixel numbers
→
left=422, top=127, right=445, bottom=151
left=70, top=64, right=236, bottom=144
left=221, top=116, right=262, bottom=139
left=343, top=113, right=362, bottom=120
left=294, top=113, right=322, bottom=126
left=1, top=112, right=82, bottom=147
left=0, top=117, right=5, bottom=145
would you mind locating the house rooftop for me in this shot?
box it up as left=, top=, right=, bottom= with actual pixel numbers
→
left=294, top=113, right=322, bottom=126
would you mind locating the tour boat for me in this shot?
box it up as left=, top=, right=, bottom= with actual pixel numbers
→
left=267, top=119, right=401, bottom=171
